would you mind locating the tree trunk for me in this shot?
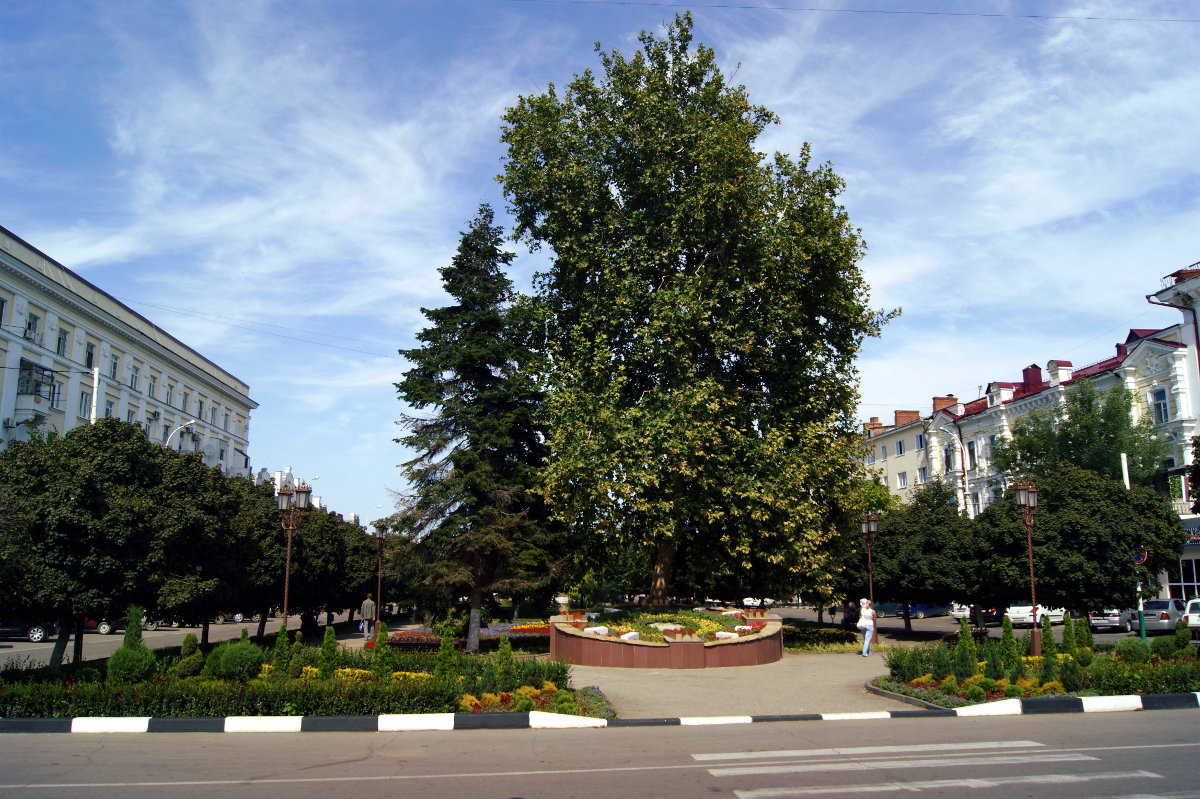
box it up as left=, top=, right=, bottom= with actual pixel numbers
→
left=72, top=617, right=85, bottom=664
left=256, top=609, right=269, bottom=642
left=200, top=620, right=210, bottom=648
left=466, top=587, right=483, bottom=653
left=650, top=541, right=676, bottom=607
left=49, top=614, right=73, bottom=668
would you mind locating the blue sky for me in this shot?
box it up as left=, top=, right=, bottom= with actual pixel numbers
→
left=3, top=1, right=1199, bottom=522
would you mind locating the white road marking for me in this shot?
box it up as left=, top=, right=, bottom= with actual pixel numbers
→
left=733, top=770, right=1163, bottom=798
left=693, top=739, right=1044, bottom=761
left=710, top=751, right=1096, bottom=777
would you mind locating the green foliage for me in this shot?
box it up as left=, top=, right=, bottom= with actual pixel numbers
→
left=395, top=203, right=564, bottom=650
left=1060, top=614, right=1077, bottom=657
left=1074, top=616, right=1093, bottom=650
left=122, top=605, right=145, bottom=648
left=432, top=634, right=458, bottom=682
left=1085, top=656, right=1200, bottom=695
left=1114, top=636, right=1151, bottom=663
left=983, top=641, right=1004, bottom=681
left=500, top=12, right=886, bottom=603
left=999, top=616, right=1019, bottom=671
left=965, top=684, right=986, bottom=703
left=203, top=640, right=265, bottom=683
left=1151, top=633, right=1186, bottom=659
left=168, top=634, right=203, bottom=678
left=1008, top=652, right=1027, bottom=683
left=1037, top=617, right=1058, bottom=684
left=180, top=633, right=199, bottom=658
left=318, top=624, right=339, bottom=680
left=930, top=644, right=952, bottom=680
left=106, top=645, right=158, bottom=684
left=991, top=380, right=1166, bottom=485
left=952, top=624, right=978, bottom=681
left=974, top=465, right=1183, bottom=613
left=492, top=634, right=516, bottom=692
left=1175, top=617, right=1192, bottom=652
left=371, top=623, right=401, bottom=678
left=271, top=626, right=292, bottom=671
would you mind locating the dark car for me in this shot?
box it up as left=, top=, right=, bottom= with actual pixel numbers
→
left=0, top=618, right=56, bottom=643
left=875, top=602, right=951, bottom=619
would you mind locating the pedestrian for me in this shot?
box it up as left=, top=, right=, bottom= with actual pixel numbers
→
left=857, top=598, right=876, bottom=656
left=359, top=593, right=376, bottom=640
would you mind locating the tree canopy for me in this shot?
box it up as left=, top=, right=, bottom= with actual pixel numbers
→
left=500, top=13, right=886, bottom=603
left=395, top=204, right=566, bottom=649
left=991, top=380, right=1167, bottom=486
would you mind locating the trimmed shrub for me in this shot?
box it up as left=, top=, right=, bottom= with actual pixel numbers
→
left=952, top=637, right=977, bottom=681
left=966, top=684, right=986, bottom=702
left=493, top=635, right=516, bottom=692
left=168, top=634, right=203, bottom=679
left=1037, top=617, right=1058, bottom=684
left=1151, top=633, right=1185, bottom=659
left=318, top=625, right=339, bottom=679
left=271, top=625, right=292, bottom=670
left=1074, top=616, right=1094, bottom=650
left=983, top=641, right=1004, bottom=680
left=1175, top=618, right=1192, bottom=653
left=1114, top=636, right=1151, bottom=663
left=930, top=644, right=952, bottom=681
left=1060, top=615, right=1077, bottom=657
left=999, top=616, right=1019, bottom=671
left=205, top=640, right=266, bottom=683
left=1060, top=655, right=1083, bottom=692
left=106, top=645, right=157, bottom=684
left=371, top=624, right=401, bottom=677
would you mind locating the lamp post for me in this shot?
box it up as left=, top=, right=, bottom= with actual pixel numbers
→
left=372, top=520, right=387, bottom=630
left=165, top=419, right=198, bottom=449
left=1014, top=480, right=1041, bottom=656
left=861, top=512, right=879, bottom=604
left=277, top=480, right=312, bottom=624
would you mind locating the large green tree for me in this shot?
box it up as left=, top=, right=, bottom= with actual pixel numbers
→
left=974, top=464, right=1183, bottom=612
left=871, top=480, right=980, bottom=630
left=395, top=204, right=564, bottom=651
left=991, top=380, right=1167, bottom=486
left=500, top=14, right=885, bottom=603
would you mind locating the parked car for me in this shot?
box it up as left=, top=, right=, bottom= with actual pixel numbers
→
left=1088, top=609, right=1130, bottom=632
left=1125, top=598, right=1187, bottom=633
left=1184, top=599, right=1200, bottom=638
left=1004, top=601, right=1066, bottom=626
left=0, top=617, right=55, bottom=643
left=876, top=602, right=951, bottom=619
left=951, top=604, right=1003, bottom=624
left=950, top=603, right=971, bottom=619
left=741, top=598, right=776, bottom=608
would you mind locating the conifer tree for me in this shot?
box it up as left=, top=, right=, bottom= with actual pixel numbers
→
left=396, top=204, right=566, bottom=652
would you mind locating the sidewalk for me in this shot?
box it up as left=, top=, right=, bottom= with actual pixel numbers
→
left=570, top=650, right=907, bottom=718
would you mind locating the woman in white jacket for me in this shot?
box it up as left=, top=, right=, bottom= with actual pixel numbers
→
left=857, top=598, right=877, bottom=656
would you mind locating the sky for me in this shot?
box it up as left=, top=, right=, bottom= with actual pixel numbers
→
left=2, top=0, right=1199, bottom=523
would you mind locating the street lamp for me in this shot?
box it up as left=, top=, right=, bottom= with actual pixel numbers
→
left=277, top=480, right=312, bottom=624
left=165, top=419, right=198, bottom=449
left=861, top=512, right=880, bottom=604
left=1014, top=480, right=1042, bottom=656
left=372, top=520, right=387, bottom=630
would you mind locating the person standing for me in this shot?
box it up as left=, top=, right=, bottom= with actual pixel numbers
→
left=857, top=598, right=877, bottom=656
left=359, top=593, right=376, bottom=640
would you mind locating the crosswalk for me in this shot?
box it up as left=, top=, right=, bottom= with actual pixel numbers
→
left=691, top=740, right=1168, bottom=798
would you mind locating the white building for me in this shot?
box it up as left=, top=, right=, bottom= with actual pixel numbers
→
left=0, top=224, right=256, bottom=474
left=865, top=266, right=1200, bottom=600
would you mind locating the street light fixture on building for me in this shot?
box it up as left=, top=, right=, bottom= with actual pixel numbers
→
left=861, top=512, right=880, bottom=604
left=1014, top=480, right=1042, bottom=656
left=277, top=480, right=312, bottom=624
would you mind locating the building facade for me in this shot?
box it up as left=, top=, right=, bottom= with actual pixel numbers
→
left=0, top=224, right=255, bottom=475
left=865, top=267, right=1200, bottom=601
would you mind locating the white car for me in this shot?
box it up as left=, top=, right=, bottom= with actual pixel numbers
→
left=1184, top=599, right=1200, bottom=638
left=950, top=603, right=971, bottom=620
left=1004, top=601, right=1066, bottom=626
left=742, top=597, right=776, bottom=608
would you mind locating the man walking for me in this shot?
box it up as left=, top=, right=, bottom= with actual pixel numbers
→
left=360, top=593, right=376, bottom=640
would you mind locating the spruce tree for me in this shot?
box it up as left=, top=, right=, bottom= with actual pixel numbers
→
left=1037, top=616, right=1058, bottom=684
left=396, top=204, right=565, bottom=652
left=999, top=615, right=1020, bottom=671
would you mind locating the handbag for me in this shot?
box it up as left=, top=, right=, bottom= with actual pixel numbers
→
left=856, top=611, right=870, bottom=630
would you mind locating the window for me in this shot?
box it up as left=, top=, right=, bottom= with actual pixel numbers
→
left=880, top=444, right=888, bottom=460
left=0, top=297, right=5, bottom=326
left=182, top=391, right=190, bottom=413
left=866, top=450, right=875, bottom=465
left=78, top=391, right=92, bottom=418
left=197, top=400, right=204, bottom=420
left=209, top=407, right=217, bottom=425
left=897, top=472, right=908, bottom=489
left=24, top=313, right=40, bottom=342
left=126, top=409, right=136, bottom=424
left=915, top=433, right=926, bottom=450
left=147, top=376, right=156, bottom=398
left=56, top=329, right=68, bottom=356
left=218, top=446, right=226, bottom=461
left=1152, top=388, right=1169, bottom=425
left=85, top=342, right=95, bottom=369
left=966, top=440, right=977, bottom=470
left=162, top=424, right=170, bottom=442
left=971, top=492, right=981, bottom=516
left=109, top=354, right=119, bottom=379
left=918, top=466, right=928, bottom=484
left=104, top=399, right=114, bottom=418
left=223, top=412, right=230, bottom=432
left=896, top=439, right=905, bottom=456
left=129, top=365, right=139, bottom=392
left=50, top=381, right=63, bottom=410
left=943, top=445, right=955, bottom=473
left=16, top=359, right=52, bottom=397
left=165, top=384, right=174, bottom=407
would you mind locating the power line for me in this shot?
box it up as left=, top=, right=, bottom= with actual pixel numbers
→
left=509, top=0, right=1200, bottom=23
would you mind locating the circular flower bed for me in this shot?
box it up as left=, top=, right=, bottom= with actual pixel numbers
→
left=584, top=609, right=765, bottom=642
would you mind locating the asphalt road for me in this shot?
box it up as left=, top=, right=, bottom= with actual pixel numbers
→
left=0, top=708, right=1196, bottom=798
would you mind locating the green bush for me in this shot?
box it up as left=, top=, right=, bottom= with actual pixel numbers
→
left=493, top=635, right=516, bottom=692
left=1114, top=636, right=1151, bottom=663
left=1038, top=617, right=1058, bottom=684
left=930, top=644, right=952, bottom=680
left=1060, top=656, right=1083, bottom=692
left=204, top=640, right=266, bottom=683
left=1061, top=615, right=1077, bottom=657
left=271, top=626, right=292, bottom=670
left=1085, top=656, right=1200, bottom=694
left=965, top=684, right=986, bottom=702
left=106, top=646, right=157, bottom=684
left=1074, top=616, right=1094, bottom=650
left=983, top=641, right=1004, bottom=680
left=318, top=625, right=339, bottom=679
left=1175, top=618, right=1192, bottom=653
left=999, top=616, right=1019, bottom=671
left=1151, top=634, right=1185, bottom=659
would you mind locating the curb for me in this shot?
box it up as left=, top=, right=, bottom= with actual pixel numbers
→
left=2, top=692, right=1198, bottom=733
